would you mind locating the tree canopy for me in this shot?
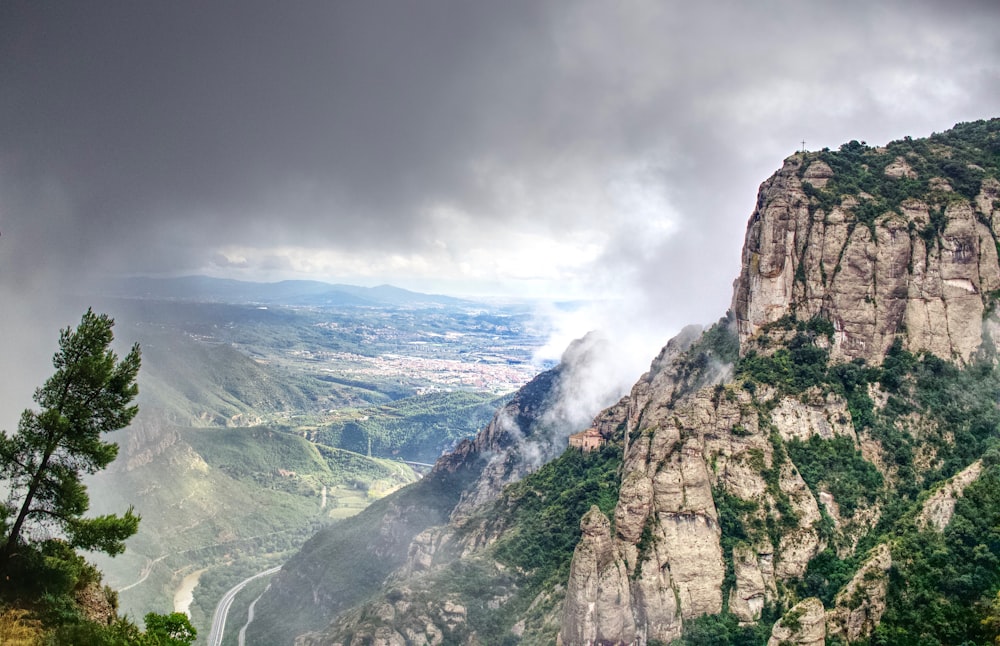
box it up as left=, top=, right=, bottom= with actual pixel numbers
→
left=1, top=309, right=141, bottom=566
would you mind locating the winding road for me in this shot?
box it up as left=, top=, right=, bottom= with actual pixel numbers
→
left=238, top=587, right=267, bottom=646
left=117, top=554, right=169, bottom=592
left=206, top=566, right=282, bottom=646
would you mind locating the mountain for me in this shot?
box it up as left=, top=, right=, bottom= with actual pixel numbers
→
left=105, top=276, right=471, bottom=308
left=248, top=331, right=628, bottom=643
left=248, top=118, right=1000, bottom=645
left=74, top=294, right=536, bottom=631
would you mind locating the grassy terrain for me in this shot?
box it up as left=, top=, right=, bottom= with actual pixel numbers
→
left=74, top=294, right=546, bottom=641
left=311, top=390, right=508, bottom=462
left=89, top=425, right=419, bottom=636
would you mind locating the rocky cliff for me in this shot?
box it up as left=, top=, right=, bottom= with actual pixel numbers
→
left=732, top=134, right=1000, bottom=365
left=253, top=119, right=1000, bottom=646
left=248, top=332, right=627, bottom=644
left=556, top=119, right=1000, bottom=645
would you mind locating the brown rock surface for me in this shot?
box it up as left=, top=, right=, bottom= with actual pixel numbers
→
left=916, top=459, right=984, bottom=531
left=768, top=597, right=826, bottom=646
left=732, top=155, right=1000, bottom=364
left=825, top=543, right=892, bottom=643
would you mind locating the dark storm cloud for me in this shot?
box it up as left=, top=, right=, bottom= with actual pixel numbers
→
left=1, top=1, right=559, bottom=270
left=3, top=1, right=999, bottom=279
left=2, top=0, right=1000, bottom=415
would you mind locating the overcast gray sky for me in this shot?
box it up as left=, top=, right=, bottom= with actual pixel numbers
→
left=2, top=0, right=999, bottom=414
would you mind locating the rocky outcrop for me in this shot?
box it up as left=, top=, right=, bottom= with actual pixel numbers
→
left=559, top=507, right=637, bottom=646
left=768, top=597, right=826, bottom=646
left=770, top=390, right=855, bottom=443
left=916, top=459, right=984, bottom=531
left=884, top=156, right=917, bottom=179
left=449, top=332, right=627, bottom=520
left=108, top=418, right=180, bottom=472
left=74, top=581, right=118, bottom=626
left=728, top=543, right=777, bottom=622
left=825, top=543, right=892, bottom=643
left=559, top=342, right=838, bottom=642
left=732, top=153, right=1000, bottom=364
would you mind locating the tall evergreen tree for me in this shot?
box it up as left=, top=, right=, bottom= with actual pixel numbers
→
left=0, top=309, right=141, bottom=567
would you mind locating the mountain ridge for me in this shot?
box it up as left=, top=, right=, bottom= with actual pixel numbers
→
left=104, top=275, right=471, bottom=308
left=251, top=118, right=1000, bottom=645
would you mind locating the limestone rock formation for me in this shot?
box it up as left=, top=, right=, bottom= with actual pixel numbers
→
left=825, top=543, right=892, bottom=643
left=257, top=120, right=1000, bottom=646
left=732, top=152, right=1000, bottom=364
left=559, top=507, right=637, bottom=646
left=768, top=597, right=825, bottom=646
left=916, top=459, right=984, bottom=531
left=558, top=330, right=840, bottom=642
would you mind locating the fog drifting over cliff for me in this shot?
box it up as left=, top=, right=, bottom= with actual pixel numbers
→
left=2, top=0, right=1000, bottom=422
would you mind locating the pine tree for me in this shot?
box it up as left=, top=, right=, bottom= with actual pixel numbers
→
left=0, top=309, right=141, bottom=567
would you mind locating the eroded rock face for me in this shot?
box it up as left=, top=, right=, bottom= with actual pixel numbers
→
left=559, top=507, right=638, bottom=646
left=75, top=581, right=117, bottom=626
left=768, top=597, right=826, bottom=646
left=728, top=543, right=776, bottom=622
left=771, top=391, right=855, bottom=443
left=559, top=360, right=837, bottom=643
left=561, top=141, right=1000, bottom=643
left=732, top=155, right=1000, bottom=364
left=916, top=459, right=984, bottom=531
left=825, top=543, right=892, bottom=643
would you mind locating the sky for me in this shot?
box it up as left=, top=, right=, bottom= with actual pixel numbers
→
left=2, top=0, right=1000, bottom=418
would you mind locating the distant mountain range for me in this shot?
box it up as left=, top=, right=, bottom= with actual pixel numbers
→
left=104, top=275, right=471, bottom=308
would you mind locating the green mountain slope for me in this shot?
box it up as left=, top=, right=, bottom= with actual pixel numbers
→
left=76, top=294, right=541, bottom=637
left=251, top=118, right=1000, bottom=646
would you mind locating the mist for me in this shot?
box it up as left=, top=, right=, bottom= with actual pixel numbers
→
left=3, top=1, right=1000, bottom=427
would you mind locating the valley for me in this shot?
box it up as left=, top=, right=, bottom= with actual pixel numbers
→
left=80, top=278, right=553, bottom=641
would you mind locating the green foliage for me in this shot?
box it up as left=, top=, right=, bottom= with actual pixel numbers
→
left=492, top=443, right=622, bottom=585
left=796, top=547, right=856, bottom=607
left=666, top=316, right=740, bottom=405
left=714, top=487, right=759, bottom=599
left=787, top=435, right=883, bottom=517
left=1, top=539, right=99, bottom=605
left=736, top=332, right=830, bottom=394
left=866, top=349, right=1000, bottom=510
left=1, top=309, right=141, bottom=564
left=668, top=610, right=773, bottom=646
left=142, top=611, right=196, bottom=645
left=47, top=612, right=195, bottom=645
left=800, top=119, right=1000, bottom=247
left=49, top=617, right=144, bottom=645
left=828, top=359, right=878, bottom=430
left=876, top=465, right=1000, bottom=645
left=698, top=316, right=741, bottom=365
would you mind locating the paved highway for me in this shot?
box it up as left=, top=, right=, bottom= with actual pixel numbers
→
left=206, top=566, right=282, bottom=646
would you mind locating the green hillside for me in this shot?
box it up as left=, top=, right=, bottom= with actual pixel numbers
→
left=248, top=119, right=1000, bottom=646
left=312, top=390, right=507, bottom=462
left=75, top=295, right=538, bottom=638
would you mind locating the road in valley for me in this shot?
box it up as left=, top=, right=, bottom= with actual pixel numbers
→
left=238, top=586, right=268, bottom=646
left=207, top=566, right=282, bottom=646
left=117, top=554, right=169, bottom=592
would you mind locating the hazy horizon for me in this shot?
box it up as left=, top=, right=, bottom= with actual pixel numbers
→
left=3, top=0, right=1000, bottom=422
